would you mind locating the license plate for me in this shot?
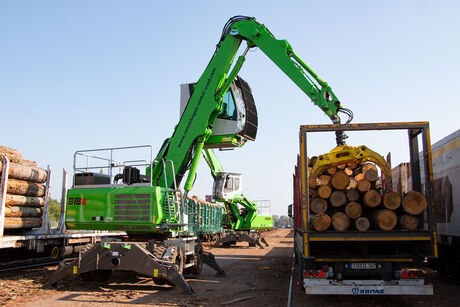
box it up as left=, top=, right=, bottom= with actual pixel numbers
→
left=350, top=263, right=377, bottom=270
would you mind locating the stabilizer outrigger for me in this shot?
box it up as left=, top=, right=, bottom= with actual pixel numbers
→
left=45, top=240, right=225, bottom=297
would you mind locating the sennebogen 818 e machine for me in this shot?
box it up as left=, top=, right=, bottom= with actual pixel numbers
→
left=46, top=16, right=351, bottom=296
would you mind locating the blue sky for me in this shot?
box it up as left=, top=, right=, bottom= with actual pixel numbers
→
left=1, top=1, right=459, bottom=215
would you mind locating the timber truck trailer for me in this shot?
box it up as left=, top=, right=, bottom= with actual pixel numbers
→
left=289, top=122, right=436, bottom=295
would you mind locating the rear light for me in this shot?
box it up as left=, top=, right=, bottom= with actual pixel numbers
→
left=304, top=270, right=326, bottom=278
left=401, top=270, right=423, bottom=279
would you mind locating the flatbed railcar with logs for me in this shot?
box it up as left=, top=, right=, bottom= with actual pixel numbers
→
left=289, top=122, right=436, bottom=296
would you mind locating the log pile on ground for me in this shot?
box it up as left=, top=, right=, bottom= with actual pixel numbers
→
left=308, top=157, right=427, bottom=232
left=0, top=145, right=46, bottom=229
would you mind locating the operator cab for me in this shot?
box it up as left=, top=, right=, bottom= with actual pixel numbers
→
left=213, top=172, right=243, bottom=200
left=180, top=75, right=258, bottom=149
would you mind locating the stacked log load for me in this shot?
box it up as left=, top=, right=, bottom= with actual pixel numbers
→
left=308, top=156, right=427, bottom=232
left=0, top=145, right=46, bottom=229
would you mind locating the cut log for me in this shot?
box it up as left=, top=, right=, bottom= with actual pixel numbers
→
left=327, top=167, right=337, bottom=175
left=400, top=214, right=419, bottom=230
left=362, top=163, right=377, bottom=173
left=374, top=209, right=397, bottom=231
left=402, top=191, right=427, bottom=215
left=363, top=190, right=382, bottom=208
left=5, top=206, right=43, bottom=217
left=357, top=179, right=371, bottom=192
left=317, top=185, right=332, bottom=199
left=331, top=171, right=350, bottom=190
left=6, top=179, right=45, bottom=197
left=353, top=168, right=362, bottom=176
left=347, top=162, right=358, bottom=169
left=309, top=188, right=319, bottom=198
left=330, top=191, right=347, bottom=207
left=364, top=169, right=379, bottom=182
left=311, top=198, right=328, bottom=214
left=0, top=146, right=37, bottom=167
left=355, top=217, right=370, bottom=231
left=0, top=161, right=47, bottom=183
left=336, top=163, right=346, bottom=170
left=346, top=188, right=360, bottom=202
left=344, top=167, right=354, bottom=176
left=4, top=217, right=42, bottom=229
left=308, top=176, right=318, bottom=189
left=354, top=173, right=365, bottom=181
left=317, top=175, right=331, bottom=186
left=348, top=177, right=357, bottom=189
left=308, top=167, right=312, bottom=176
left=345, top=202, right=362, bottom=219
left=383, top=192, right=401, bottom=210
left=332, top=212, right=350, bottom=231
left=5, top=194, right=44, bottom=207
left=311, top=213, right=331, bottom=232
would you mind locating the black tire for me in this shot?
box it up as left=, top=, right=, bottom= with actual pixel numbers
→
left=190, top=243, right=203, bottom=275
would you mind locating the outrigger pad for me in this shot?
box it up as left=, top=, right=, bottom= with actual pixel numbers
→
left=44, top=242, right=196, bottom=297
left=201, top=252, right=226, bottom=277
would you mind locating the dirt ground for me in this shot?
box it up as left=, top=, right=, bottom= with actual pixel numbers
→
left=0, top=228, right=459, bottom=306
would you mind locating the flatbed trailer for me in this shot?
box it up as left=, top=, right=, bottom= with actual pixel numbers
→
left=291, top=122, right=437, bottom=295
left=0, top=159, right=125, bottom=257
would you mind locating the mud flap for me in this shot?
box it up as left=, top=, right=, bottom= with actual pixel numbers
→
left=44, top=242, right=196, bottom=297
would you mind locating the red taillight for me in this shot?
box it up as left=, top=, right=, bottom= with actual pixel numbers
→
left=312, top=271, right=318, bottom=277
left=401, top=271, right=409, bottom=278
left=318, top=270, right=326, bottom=278
left=409, top=272, right=416, bottom=278
left=305, top=271, right=311, bottom=277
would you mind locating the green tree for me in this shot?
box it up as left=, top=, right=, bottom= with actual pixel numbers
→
left=48, top=199, right=61, bottom=227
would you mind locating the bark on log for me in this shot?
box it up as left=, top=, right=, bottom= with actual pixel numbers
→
left=355, top=217, right=370, bottom=231
left=0, top=161, right=47, bottom=183
left=345, top=202, right=362, bottom=219
left=332, top=212, right=350, bottom=231
left=400, top=214, right=419, bottom=230
left=330, top=191, right=347, bottom=207
left=317, top=185, right=332, bottom=199
left=364, top=169, right=379, bottom=182
left=357, top=179, right=371, bottom=192
left=374, top=209, right=397, bottom=231
left=4, top=217, right=42, bottom=229
left=308, top=176, right=318, bottom=189
left=309, top=188, right=319, bottom=198
left=311, top=213, right=331, bottom=232
left=6, top=178, right=45, bottom=197
left=317, top=175, right=331, bottom=186
left=346, top=188, right=360, bottom=202
left=348, top=177, right=357, bottom=189
left=402, top=191, right=427, bottom=215
left=5, top=206, right=43, bottom=217
left=363, top=190, right=382, bottom=208
left=311, top=198, right=328, bottom=214
left=0, top=146, right=37, bottom=167
left=5, top=194, right=44, bottom=207
left=331, top=171, right=350, bottom=190
left=327, top=167, right=337, bottom=175
left=383, top=192, right=401, bottom=210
